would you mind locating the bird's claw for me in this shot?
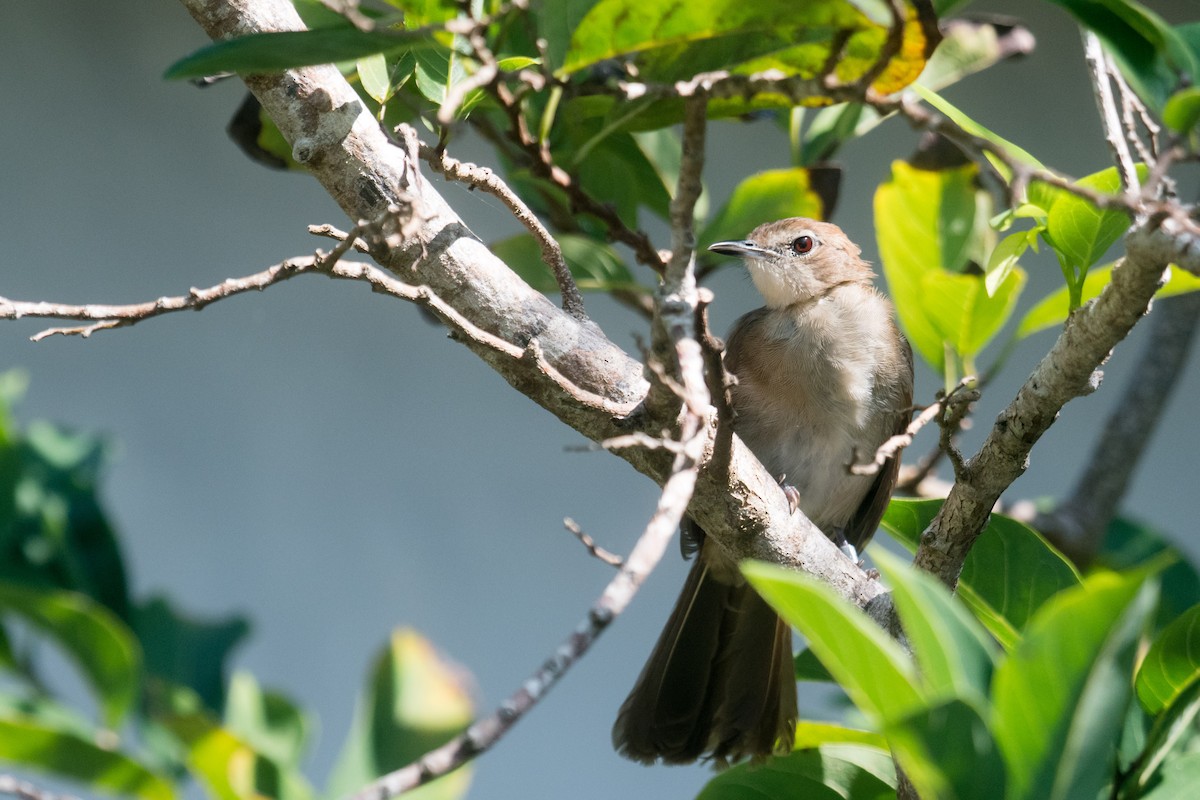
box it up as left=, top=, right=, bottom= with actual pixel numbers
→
left=778, top=476, right=801, bottom=515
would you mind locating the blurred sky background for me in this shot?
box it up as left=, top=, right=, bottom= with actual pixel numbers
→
left=2, top=1, right=1199, bottom=798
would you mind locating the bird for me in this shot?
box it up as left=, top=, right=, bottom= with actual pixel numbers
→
left=612, top=217, right=914, bottom=765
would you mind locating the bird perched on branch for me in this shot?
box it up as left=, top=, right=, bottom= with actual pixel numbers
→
left=613, top=217, right=914, bottom=765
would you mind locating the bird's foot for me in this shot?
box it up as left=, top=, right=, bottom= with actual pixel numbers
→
left=778, top=475, right=801, bottom=515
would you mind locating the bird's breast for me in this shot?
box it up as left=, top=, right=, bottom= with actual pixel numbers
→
left=725, top=293, right=903, bottom=530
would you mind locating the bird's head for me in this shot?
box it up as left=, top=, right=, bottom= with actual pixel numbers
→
left=708, top=217, right=875, bottom=309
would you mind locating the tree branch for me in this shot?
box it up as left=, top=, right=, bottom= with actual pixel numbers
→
left=1083, top=31, right=1140, bottom=194
left=1023, top=290, right=1200, bottom=566
left=914, top=213, right=1200, bottom=589
left=408, top=127, right=586, bottom=320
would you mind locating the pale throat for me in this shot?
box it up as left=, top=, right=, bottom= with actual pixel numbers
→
left=744, top=260, right=821, bottom=309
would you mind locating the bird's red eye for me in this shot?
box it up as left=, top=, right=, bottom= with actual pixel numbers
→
left=791, top=235, right=814, bottom=255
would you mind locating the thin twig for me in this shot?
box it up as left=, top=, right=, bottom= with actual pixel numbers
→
left=850, top=379, right=978, bottom=476
left=487, top=78, right=665, bottom=274
left=1084, top=32, right=1140, bottom=194
left=1109, top=53, right=1160, bottom=166
left=563, top=517, right=624, bottom=568
left=408, top=127, right=586, bottom=319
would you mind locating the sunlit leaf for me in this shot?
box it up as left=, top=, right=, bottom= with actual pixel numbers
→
left=985, top=229, right=1035, bottom=296
left=917, top=18, right=1035, bottom=91
left=992, top=571, right=1157, bottom=800
left=1032, top=165, right=1141, bottom=282
left=0, top=582, right=139, bottom=728
left=327, top=629, right=473, bottom=800
left=794, top=647, right=834, bottom=683
left=792, top=720, right=888, bottom=750
left=1016, top=262, right=1200, bottom=339
left=164, top=709, right=314, bottom=800
left=697, top=742, right=895, bottom=799
left=1045, top=0, right=1199, bottom=111
left=875, top=159, right=1008, bottom=373
left=743, top=561, right=925, bottom=725
left=562, top=0, right=929, bottom=95
left=1139, top=752, right=1200, bottom=800
left=1127, top=679, right=1200, bottom=795
left=0, top=715, right=174, bottom=800
left=919, top=267, right=1025, bottom=363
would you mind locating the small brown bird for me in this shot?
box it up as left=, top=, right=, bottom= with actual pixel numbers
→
left=613, top=218, right=913, bottom=765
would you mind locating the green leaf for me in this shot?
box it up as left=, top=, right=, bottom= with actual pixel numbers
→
left=1096, top=516, right=1200, bottom=631
left=701, top=168, right=826, bottom=249
left=165, top=28, right=436, bottom=80
left=224, top=672, right=313, bottom=769
left=562, top=0, right=929, bottom=93
left=1016, top=262, right=1200, bottom=339
left=742, top=561, right=925, bottom=725
left=163, top=708, right=314, bottom=800
left=1044, top=0, right=1198, bottom=111
left=1139, top=752, right=1200, bottom=800
left=887, top=699, right=1006, bottom=800
left=871, top=549, right=997, bottom=705
left=490, top=233, right=643, bottom=294
left=992, top=571, right=1158, bottom=800
left=1136, top=603, right=1200, bottom=715
left=327, top=629, right=473, bottom=800
left=412, top=46, right=470, bottom=107
left=697, top=743, right=895, bottom=800
left=919, top=267, right=1025, bottom=364
left=873, top=160, right=984, bottom=376
left=131, top=597, right=250, bottom=714
left=1033, top=165, right=1142, bottom=281
left=792, top=720, right=888, bottom=750
left=985, top=229, right=1035, bottom=296
left=357, top=53, right=392, bottom=103
left=1164, top=87, right=1200, bottom=134
left=0, top=714, right=174, bottom=800
left=1127, top=678, right=1200, bottom=794
left=2, top=419, right=131, bottom=616
left=0, top=582, right=139, bottom=728
left=881, top=500, right=1081, bottom=649
left=794, top=647, right=834, bottom=683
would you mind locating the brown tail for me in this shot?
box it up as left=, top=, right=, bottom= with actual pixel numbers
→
left=612, top=548, right=797, bottom=764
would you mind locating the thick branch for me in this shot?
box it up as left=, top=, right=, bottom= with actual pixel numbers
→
left=174, top=0, right=879, bottom=608
left=914, top=215, right=1198, bottom=588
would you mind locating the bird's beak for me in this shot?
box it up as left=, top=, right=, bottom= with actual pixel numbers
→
left=707, top=240, right=770, bottom=260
